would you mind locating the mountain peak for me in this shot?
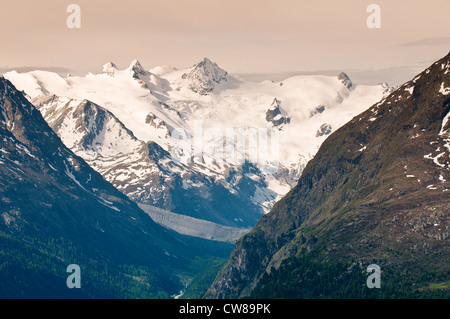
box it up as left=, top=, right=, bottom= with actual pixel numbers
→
left=129, top=59, right=143, bottom=68
left=197, top=57, right=215, bottom=67
left=270, top=98, right=281, bottom=109
left=337, top=72, right=352, bottom=89
left=102, top=61, right=118, bottom=76
left=184, top=58, right=228, bottom=95
left=128, top=59, right=147, bottom=77
left=266, top=98, right=290, bottom=128
left=194, top=57, right=227, bottom=75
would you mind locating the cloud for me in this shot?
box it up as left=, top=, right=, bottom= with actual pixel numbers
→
left=238, top=65, right=427, bottom=87
left=398, top=37, right=450, bottom=47
left=0, top=66, right=72, bottom=76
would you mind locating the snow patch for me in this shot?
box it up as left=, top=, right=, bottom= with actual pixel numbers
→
left=404, top=86, right=414, bottom=95
left=424, top=152, right=446, bottom=168
left=439, top=82, right=450, bottom=95
left=439, top=111, right=450, bottom=136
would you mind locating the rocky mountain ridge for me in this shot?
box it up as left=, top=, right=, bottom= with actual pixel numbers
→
left=205, top=52, right=450, bottom=299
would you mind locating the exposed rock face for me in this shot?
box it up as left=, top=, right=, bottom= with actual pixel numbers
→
left=380, top=82, right=395, bottom=95
left=316, top=123, right=332, bottom=137
left=184, top=58, right=228, bottom=95
left=310, top=105, right=325, bottom=118
left=266, top=98, right=291, bottom=128
left=338, top=72, right=352, bottom=89
left=145, top=112, right=171, bottom=136
left=205, top=52, right=450, bottom=299
left=128, top=59, right=148, bottom=78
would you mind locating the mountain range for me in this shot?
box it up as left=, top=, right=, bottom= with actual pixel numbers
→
left=3, top=52, right=447, bottom=299
left=4, top=58, right=392, bottom=233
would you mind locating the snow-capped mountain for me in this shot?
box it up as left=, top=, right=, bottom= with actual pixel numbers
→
left=4, top=58, right=393, bottom=229
left=182, top=57, right=229, bottom=95
left=30, top=95, right=263, bottom=227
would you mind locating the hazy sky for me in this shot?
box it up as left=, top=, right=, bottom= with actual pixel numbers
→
left=0, top=0, right=449, bottom=85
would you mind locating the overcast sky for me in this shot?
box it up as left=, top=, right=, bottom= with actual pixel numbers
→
left=0, top=0, right=449, bottom=85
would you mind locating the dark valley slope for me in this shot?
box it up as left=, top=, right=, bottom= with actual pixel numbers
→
left=0, top=77, right=228, bottom=298
left=205, top=52, right=450, bottom=299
